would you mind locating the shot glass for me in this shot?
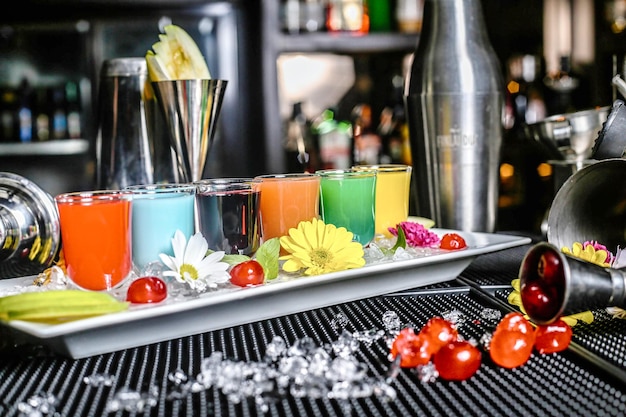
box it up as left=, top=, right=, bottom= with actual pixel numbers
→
left=55, top=190, right=132, bottom=291
left=353, top=164, right=412, bottom=237
left=317, top=168, right=377, bottom=245
left=254, top=173, right=320, bottom=241
left=195, top=178, right=261, bottom=255
left=125, top=184, right=196, bottom=272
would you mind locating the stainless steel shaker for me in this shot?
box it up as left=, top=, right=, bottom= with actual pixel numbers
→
left=96, top=57, right=179, bottom=189
left=404, top=0, right=504, bottom=233
left=0, top=172, right=60, bottom=279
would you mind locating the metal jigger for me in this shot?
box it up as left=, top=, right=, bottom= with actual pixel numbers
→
left=519, top=242, right=626, bottom=325
left=152, top=79, right=228, bottom=183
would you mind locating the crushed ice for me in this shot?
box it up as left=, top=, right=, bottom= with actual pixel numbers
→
left=16, top=391, right=58, bottom=417
left=11, top=307, right=495, bottom=415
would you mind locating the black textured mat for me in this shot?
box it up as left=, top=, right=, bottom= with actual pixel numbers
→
left=1, top=279, right=625, bottom=416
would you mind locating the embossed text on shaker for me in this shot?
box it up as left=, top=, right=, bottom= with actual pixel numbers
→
left=436, top=128, right=478, bottom=148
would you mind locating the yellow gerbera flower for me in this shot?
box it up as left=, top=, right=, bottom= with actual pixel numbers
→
left=561, top=242, right=611, bottom=267
left=508, top=278, right=594, bottom=326
left=279, top=218, right=366, bottom=276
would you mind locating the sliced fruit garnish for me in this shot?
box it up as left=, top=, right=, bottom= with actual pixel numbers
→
left=145, top=24, right=211, bottom=81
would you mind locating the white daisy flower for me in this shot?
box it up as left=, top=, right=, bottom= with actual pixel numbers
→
left=159, top=230, right=230, bottom=291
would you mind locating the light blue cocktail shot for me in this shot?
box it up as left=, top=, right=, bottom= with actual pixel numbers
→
left=125, top=184, right=196, bottom=273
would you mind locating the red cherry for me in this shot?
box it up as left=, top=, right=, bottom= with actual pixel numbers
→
left=390, top=328, right=436, bottom=368
left=229, top=260, right=265, bottom=287
left=537, top=250, right=562, bottom=285
left=440, top=233, right=467, bottom=250
left=534, top=319, right=572, bottom=354
left=434, top=340, right=482, bottom=381
left=419, top=317, right=458, bottom=351
left=497, top=312, right=535, bottom=336
left=521, top=281, right=561, bottom=323
left=126, top=276, right=167, bottom=304
left=490, top=329, right=534, bottom=369
left=489, top=312, right=535, bottom=369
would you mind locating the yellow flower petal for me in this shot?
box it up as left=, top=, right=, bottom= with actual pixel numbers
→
left=279, top=219, right=365, bottom=276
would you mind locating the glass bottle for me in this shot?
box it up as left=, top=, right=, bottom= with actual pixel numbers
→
left=351, top=103, right=381, bottom=165
left=65, top=81, right=82, bottom=139
left=326, top=0, right=369, bottom=33
left=17, top=79, right=34, bottom=143
left=34, top=87, right=50, bottom=141
left=284, top=101, right=312, bottom=173
left=282, top=0, right=301, bottom=34
left=50, top=85, right=68, bottom=140
left=0, top=87, right=18, bottom=142
left=312, top=108, right=353, bottom=169
left=404, top=0, right=504, bottom=232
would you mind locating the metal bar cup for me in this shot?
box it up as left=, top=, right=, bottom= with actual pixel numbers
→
left=152, top=79, right=228, bottom=183
left=519, top=242, right=626, bottom=325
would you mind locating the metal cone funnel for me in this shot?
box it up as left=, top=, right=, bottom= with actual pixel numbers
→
left=152, top=79, right=228, bottom=183
left=519, top=242, right=626, bottom=325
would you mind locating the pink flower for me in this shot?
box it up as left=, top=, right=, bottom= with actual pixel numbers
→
left=582, top=240, right=614, bottom=264
left=388, top=222, right=441, bottom=248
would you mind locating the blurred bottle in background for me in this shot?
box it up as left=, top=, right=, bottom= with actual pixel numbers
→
left=396, top=0, right=424, bottom=33
left=302, top=0, right=325, bottom=32
left=282, top=0, right=326, bottom=33
left=282, top=0, right=301, bottom=33
left=50, top=85, right=68, bottom=140
left=352, top=103, right=381, bottom=165
left=326, top=0, right=369, bottom=33
left=312, top=107, right=353, bottom=169
left=499, top=54, right=551, bottom=233
left=17, top=78, right=33, bottom=143
left=34, top=87, right=50, bottom=141
left=284, top=101, right=317, bottom=172
left=65, top=81, right=82, bottom=139
left=368, top=0, right=391, bottom=32
left=0, top=88, right=18, bottom=142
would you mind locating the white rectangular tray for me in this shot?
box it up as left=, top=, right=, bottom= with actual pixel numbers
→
left=0, top=230, right=530, bottom=358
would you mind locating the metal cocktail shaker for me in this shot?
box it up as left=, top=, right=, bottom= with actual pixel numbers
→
left=404, top=0, right=503, bottom=232
left=96, top=58, right=179, bottom=189
left=0, top=172, right=60, bottom=279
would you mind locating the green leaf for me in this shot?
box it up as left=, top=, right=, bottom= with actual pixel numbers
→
left=206, top=249, right=251, bottom=266
left=391, top=226, right=407, bottom=251
left=222, top=254, right=251, bottom=266
left=255, top=238, right=280, bottom=280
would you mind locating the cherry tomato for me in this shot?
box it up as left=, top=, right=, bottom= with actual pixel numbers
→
left=489, top=312, right=535, bottom=369
left=419, top=317, right=458, bottom=351
left=440, top=233, right=467, bottom=250
left=230, top=260, right=265, bottom=287
left=126, top=276, right=167, bottom=304
left=534, top=319, right=572, bottom=354
left=434, top=340, right=482, bottom=381
left=390, top=327, right=436, bottom=368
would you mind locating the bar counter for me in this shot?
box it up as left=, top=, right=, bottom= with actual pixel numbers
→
left=1, top=238, right=625, bottom=417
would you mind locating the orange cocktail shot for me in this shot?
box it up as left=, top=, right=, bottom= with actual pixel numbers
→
left=254, top=173, right=320, bottom=242
left=55, top=190, right=132, bottom=291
